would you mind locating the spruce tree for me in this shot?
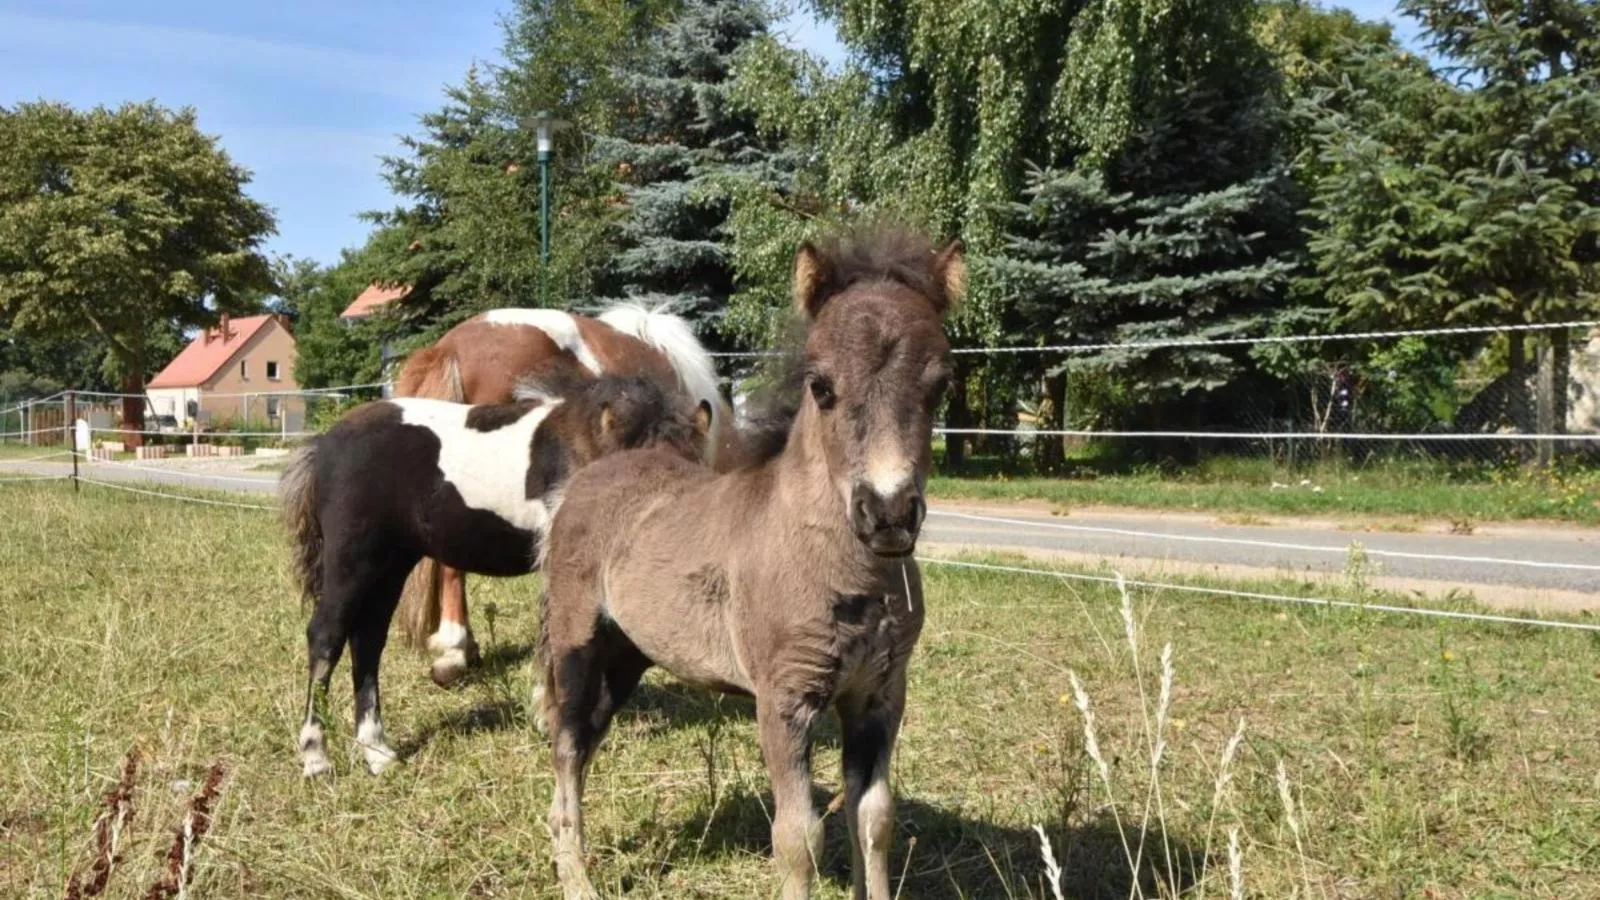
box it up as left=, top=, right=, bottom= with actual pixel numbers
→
left=989, top=1, right=1299, bottom=456
left=593, top=0, right=786, bottom=347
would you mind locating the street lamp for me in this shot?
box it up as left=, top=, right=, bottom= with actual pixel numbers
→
left=527, top=111, right=569, bottom=265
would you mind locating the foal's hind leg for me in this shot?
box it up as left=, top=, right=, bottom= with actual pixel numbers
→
left=839, top=678, right=907, bottom=900
left=349, top=566, right=409, bottom=775
left=298, top=599, right=348, bottom=778
left=544, top=638, right=651, bottom=900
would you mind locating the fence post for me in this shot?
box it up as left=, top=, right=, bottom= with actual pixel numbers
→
left=67, top=391, right=79, bottom=493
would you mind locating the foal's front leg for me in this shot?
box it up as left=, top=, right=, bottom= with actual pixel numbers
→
left=758, top=693, right=824, bottom=900
left=839, top=677, right=907, bottom=900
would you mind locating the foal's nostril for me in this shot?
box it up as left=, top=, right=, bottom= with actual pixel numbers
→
left=853, top=493, right=874, bottom=529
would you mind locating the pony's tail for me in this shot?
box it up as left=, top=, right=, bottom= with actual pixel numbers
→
left=395, top=344, right=465, bottom=648
left=396, top=345, right=464, bottom=404
left=597, top=302, right=727, bottom=463
left=280, top=440, right=322, bottom=607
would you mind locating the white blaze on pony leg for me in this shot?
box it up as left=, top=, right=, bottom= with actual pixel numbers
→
left=298, top=721, right=332, bottom=778
left=357, top=714, right=397, bottom=775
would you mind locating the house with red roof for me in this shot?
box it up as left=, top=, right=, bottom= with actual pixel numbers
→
left=342, top=283, right=407, bottom=320
left=146, top=314, right=302, bottom=429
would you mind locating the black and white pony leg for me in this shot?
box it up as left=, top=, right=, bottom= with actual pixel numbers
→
left=351, top=617, right=398, bottom=775
left=298, top=657, right=336, bottom=778
left=299, top=601, right=345, bottom=778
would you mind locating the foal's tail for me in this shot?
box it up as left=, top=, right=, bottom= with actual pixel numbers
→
left=280, top=439, right=322, bottom=606
left=395, top=344, right=465, bottom=648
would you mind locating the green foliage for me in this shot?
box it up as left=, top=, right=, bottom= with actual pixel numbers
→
left=991, top=164, right=1301, bottom=410
left=0, top=101, right=276, bottom=411
left=1305, top=1, right=1600, bottom=330
left=286, top=253, right=387, bottom=389
left=593, top=0, right=787, bottom=347
left=733, top=0, right=1087, bottom=343
left=1056, top=0, right=1276, bottom=174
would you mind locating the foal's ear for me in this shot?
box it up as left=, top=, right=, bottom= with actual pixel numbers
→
left=693, top=399, right=714, bottom=436
left=932, top=239, right=966, bottom=316
left=792, top=241, right=834, bottom=320
left=599, top=401, right=615, bottom=438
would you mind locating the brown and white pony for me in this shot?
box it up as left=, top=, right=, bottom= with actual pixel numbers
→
left=537, top=232, right=962, bottom=900
left=281, top=375, right=712, bottom=777
left=394, top=304, right=734, bottom=685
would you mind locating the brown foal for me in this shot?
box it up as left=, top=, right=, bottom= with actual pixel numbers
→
left=536, top=231, right=962, bottom=899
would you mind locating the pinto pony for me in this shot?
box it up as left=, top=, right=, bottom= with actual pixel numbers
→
left=393, top=304, right=733, bottom=686
left=537, top=232, right=962, bottom=900
left=282, top=375, right=712, bottom=777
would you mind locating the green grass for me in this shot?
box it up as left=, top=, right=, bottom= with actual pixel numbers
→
left=932, top=454, right=1600, bottom=525
left=0, top=441, right=74, bottom=462
left=2, top=482, right=1598, bottom=898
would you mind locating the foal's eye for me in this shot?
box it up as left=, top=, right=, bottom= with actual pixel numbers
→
left=808, top=375, right=836, bottom=410
left=928, top=374, right=951, bottom=406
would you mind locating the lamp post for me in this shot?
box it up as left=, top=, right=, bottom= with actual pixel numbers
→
left=527, top=111, right=569, bottom=265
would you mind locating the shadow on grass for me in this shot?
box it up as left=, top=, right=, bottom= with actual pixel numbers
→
left=654, top=787, right=1200, bottom=899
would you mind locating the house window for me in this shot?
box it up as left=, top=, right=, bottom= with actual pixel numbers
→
left=266, top=360, right=281, bottom=381
left=240, top=360, right=249, bottom=380
left=267, top=397, right=280, bottom=420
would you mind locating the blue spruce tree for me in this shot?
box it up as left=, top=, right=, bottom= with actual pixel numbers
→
left=594, top=0, right=787, bottom=348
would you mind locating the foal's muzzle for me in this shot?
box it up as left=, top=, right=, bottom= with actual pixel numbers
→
left=850, top=480, right=926, bottom=557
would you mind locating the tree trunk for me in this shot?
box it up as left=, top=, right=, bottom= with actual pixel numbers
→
left=1536, top=330, right=1571, bottom=467
left=1508, top=332, right=1532, bottom=435
left=1039, top=371, right=1067, bottom=473
left=944, top=357, right=971, bottom=472
left=119, top=344, right=145, bottom=449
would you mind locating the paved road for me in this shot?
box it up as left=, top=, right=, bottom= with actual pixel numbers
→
left=6, top=457, right=1598, bottom=599
left=921, top=504, right=1600, bottom=596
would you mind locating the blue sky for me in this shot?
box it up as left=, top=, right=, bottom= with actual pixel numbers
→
left=1, top=1, right=1418, bottom=268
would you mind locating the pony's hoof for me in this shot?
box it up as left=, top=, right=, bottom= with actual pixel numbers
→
left=302, top=755, right=333, bottom=778
left=429, top=643, right=481, bottom=687
left=361, top=744, right=399, bottom=775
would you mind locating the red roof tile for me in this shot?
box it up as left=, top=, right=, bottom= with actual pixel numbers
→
left=147, top=315, right=280, bottom=389
left=342, top=283, right=408, bottom=319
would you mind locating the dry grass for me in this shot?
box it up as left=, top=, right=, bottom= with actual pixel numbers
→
left=2, top=482, right=1597, bottom=898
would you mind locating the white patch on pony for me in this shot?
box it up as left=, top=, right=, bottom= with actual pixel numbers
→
left=864, top=456, right=914, bottom=499
left=393, top=398, right=558, bottom=533
left=483, top=308, right=605, bottom=375
left=299, top=722, right=332, bottom=778
left=427, top=619, right=472, bottom=653
left=357, top=716, right=396, bottom=775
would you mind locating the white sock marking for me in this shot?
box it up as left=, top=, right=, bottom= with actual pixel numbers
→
left=357, top=716, right=396, bottom=775
left=299, top=722, right=332, bottom=777
left=427, top=619, right=472, bottom=653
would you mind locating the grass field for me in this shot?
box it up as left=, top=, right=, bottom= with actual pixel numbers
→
left=931, top=454, right=1600, bottom=526
left=2, top=482, right=1598, bottom=898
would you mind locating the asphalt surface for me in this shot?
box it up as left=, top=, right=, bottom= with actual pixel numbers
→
left=921, top=504, right=1600, bottom=595
left=5, top=456, right=1597, bottom=598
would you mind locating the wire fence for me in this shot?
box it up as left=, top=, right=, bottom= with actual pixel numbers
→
left=0, top=464, right=1590, bottom=634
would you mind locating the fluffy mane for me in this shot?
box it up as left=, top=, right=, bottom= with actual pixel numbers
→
left=734, top=228, right=951, bottom=468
